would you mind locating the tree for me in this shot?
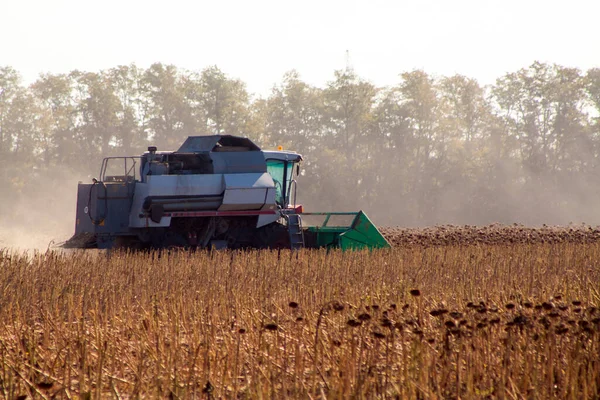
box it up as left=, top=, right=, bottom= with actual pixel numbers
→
left=0, top=66, right=24, bottom=154
left=492, top=63, right=590, bottom=173
left=491, top=62, right=594, bottom=223
left=395, top=70, right=442, bottom=223
left=323, top=69, right=377, bottom=154
left=71, top=71, right=121, bottom=160
left=265, top=71, right=324, bottom=151
left=30, top=72, right=78, bottom=166
left=142, top=63, right=190, bottom=149
left=108, top=64, right=148, bottom=153
left=199, top=66, right=250, bottom=138
left=2, top=62, right=600, bottom=228
left=369, top=86, right=413, bottom=218
left=436, top=75, right=500, bottom=221
left=586, top=68, right=600, bottom=118
left=0, top=67, right=44, bottom=213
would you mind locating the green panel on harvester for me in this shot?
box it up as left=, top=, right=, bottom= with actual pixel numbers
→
left=303, top=211, right=390, bottom=250
left=338, top=211, right=390, bottom=250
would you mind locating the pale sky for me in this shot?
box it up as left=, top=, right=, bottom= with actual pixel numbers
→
left=1, top=0, right=599, bottom=96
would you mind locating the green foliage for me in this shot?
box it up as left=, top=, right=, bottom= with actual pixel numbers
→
left=1, top=61, right=600, bottom=226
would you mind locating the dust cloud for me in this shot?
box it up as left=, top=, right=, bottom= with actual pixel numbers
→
left=3, top=152, right=600, bottom=252
left=0, top=171, right=80, bottom=250
left=297, top=150, right=600, bottom=230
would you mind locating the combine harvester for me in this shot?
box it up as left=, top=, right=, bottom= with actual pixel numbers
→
left=64, top=135, right=390, bottom=250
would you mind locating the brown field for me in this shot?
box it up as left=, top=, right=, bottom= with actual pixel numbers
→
left=381, top=224, right=600, bottom=247
left=1, top=228, right=600, bottom=399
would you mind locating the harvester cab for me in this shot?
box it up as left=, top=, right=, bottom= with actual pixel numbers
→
left=263, top=151, right=302, bottom=209
left=63, top=135, right=390, bottom=250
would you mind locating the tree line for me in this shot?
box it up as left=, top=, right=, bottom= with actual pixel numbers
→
left=1, top=62, right=600, bottom=226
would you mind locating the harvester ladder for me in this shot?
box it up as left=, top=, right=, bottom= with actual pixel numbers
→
left=286, top=214, right=305, bottom=250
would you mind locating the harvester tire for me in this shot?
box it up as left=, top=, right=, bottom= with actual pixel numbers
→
left=254, top=223, right=290, bottom=249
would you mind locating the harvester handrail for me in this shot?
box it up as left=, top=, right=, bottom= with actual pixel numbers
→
left=290, top=179, right=298, bottom=208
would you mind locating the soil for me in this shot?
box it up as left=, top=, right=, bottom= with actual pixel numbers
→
left=380, top=224, right=600, bottom=247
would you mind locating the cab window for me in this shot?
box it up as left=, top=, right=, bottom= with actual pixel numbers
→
left=266, top=160, right=295, bottom=206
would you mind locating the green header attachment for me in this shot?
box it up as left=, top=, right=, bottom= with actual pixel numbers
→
left=301, top=211, right=390, bottom=250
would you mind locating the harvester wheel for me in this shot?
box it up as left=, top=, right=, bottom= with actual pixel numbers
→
left=254, top=223, right=290, bottom=249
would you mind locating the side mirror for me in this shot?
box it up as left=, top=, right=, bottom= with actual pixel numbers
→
left=296, top=164, right=300, bottom=175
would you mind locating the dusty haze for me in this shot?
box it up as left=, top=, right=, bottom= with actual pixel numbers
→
left=0, top=170, right=80, bottom=250
left=1, top=62, right=600, bottom=249
left=1, top=148, right=600, bottom=250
